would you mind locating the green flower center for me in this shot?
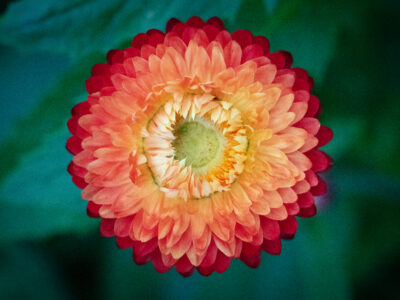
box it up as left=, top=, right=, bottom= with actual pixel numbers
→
left=172, top=119, right=225, bottom=172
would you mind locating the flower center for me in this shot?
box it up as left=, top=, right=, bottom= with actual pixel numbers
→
left=143, top=94, right=248, bottom=200
left=172, top=119, right=225, bottom=172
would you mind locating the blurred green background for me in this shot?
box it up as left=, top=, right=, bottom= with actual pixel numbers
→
left=0, top=0, right=399, bottom=299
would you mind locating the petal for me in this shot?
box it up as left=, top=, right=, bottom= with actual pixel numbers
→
left=161, top=47, right=188, bottom=81
left=242, top=44, right=264, bottom=63
left=166, top=18, right=181, bottom=32
left=87, top=201, right=101, bottom=218
left=285, top=202, right=300, bottom=215
left=310, top=176, right=327, bottom=196
left=231, top=29, right=253, bottom=48
left=260, top=217, right=280, bottom=240
left=100, top=218, right=116, bottom=237
left=206, top=17, right=225, bottom=30
left=224, top=41, right=242, bottom=68
left=147, top=29, right=165, bottom=47
left=254, top=64, right=277, bottom=85
left=263, top=190, right=283, bottom=208
left=262, top=238, right=281, bottom=255
left=307, top=149, right=329, bottom=172
left=66, top=136, right=83, bottom=155
left=203, top=25, right=220, bottom=41
left=131, top=33, right=149, bottom=49
left=295, top=117, right=321, bottom=135
left=114, top=215, right=134, bottom=237
left=297, top=192, right=315, bottom=208
left=175, top=256, right=195, bottom=276
left=240, top=250, right=261, bottom=268
left=267, top=205, right=288, bottom=220
left=316, top=125, right=333, bottom=147
left=116, top=236, right=135, bottom=249
left=278, top=188, right=298, bottom=203
left=252, top=36, right=270, bottom=54
left=152, top=250, right=171, bottom=273
left=298, top=204, right=317, bottom=218
left=305, top=95, right=321, bottom=117
left=186, top=16, right=205, bottom=28
left=214, top=251, right=232, bottom=273
left=279, top=216, right=297, bottom=239
left=268, top=51, right=292, bottom=69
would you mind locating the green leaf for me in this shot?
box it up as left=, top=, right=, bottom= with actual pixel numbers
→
left=234, top=0, right=362, bottom=80
left=265, top=0, right=345, bottom=80
left=0, top=53, right=102, bottom=243
left=321, top=116, right=366, bottom=161
left=0, top=0, right=242, bottom=59
left=0, top=52, right=102, bottom=183
left=330, top=167, right=400, bottom=200
left=0, top=45, right=70, bottom=142
left=263, top=0, right=279, bottom=15
left=0, top=127, right=96, bottom=244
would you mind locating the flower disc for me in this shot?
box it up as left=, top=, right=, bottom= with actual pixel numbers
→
left=67, top=16, right=333, bottom=276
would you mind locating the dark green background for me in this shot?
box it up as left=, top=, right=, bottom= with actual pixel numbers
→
left=0, top=0, right=399, bottom=299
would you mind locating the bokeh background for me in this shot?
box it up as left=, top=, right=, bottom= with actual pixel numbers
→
left=0, top=0, right=399, bottom=299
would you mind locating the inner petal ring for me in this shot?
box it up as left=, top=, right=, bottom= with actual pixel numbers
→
left=143, top=94, right=248, bottom=200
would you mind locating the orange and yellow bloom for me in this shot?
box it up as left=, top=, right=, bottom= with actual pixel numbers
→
left=67, top=17, right=333, bottom=276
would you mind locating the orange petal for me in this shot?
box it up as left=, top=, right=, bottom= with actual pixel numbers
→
left=214, top=235, right=236, bottom=257
left=263, top=190, right=283, bottom=208
left=161, top=47, right=187, bottom=81
left=170, top=229, right=192, bottom=259
left=267, top=205, right=288, bottom=220
left=278, top=188, right=298, bottom=203
left=254, top=64, right=277, bottom=85
left=224, top=41, right=242, bottom=68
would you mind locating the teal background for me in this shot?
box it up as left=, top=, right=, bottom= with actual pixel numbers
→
left=0, top=0, right=399, bottom=299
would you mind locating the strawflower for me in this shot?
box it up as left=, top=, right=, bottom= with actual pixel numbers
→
left=67, top=16, right=333, bottom=276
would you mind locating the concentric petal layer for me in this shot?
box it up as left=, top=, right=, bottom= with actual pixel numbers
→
left=67, top=16, right=333, bottom=276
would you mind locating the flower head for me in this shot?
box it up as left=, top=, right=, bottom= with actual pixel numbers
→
left=67, top=16, right=333, bottom=276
